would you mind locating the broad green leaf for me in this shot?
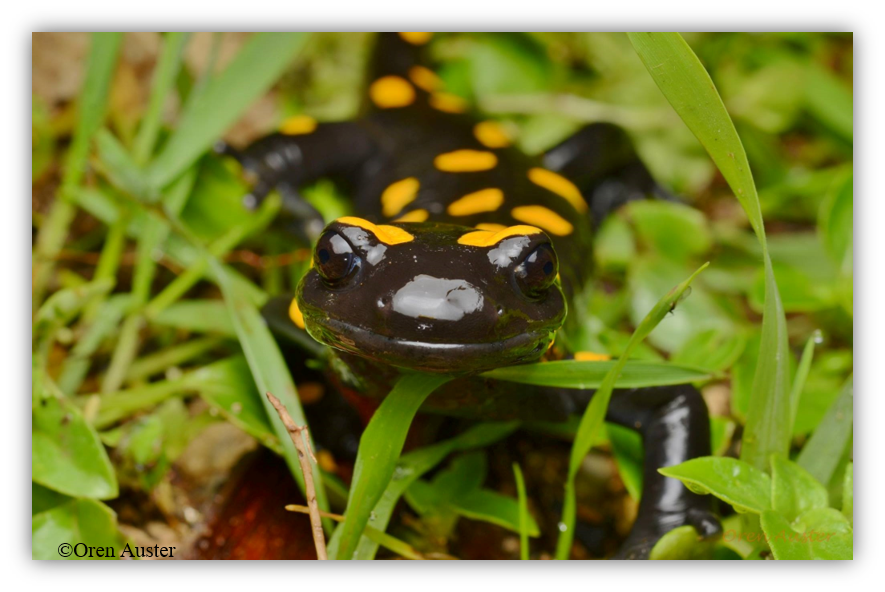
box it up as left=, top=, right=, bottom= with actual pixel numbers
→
left=649, top=525, right=713, bottom=560
left=483, top=359, right=714, bottom=389
left=842, top=463, right=853, bottom=525
left=33, top=499, right=126, bottom=560
left=672, top=328, right=746, bottom=373
left=771, top=455, right=828, bottom=522
left=798, top=376, right=853, bottom=485
left=190, top=356, right=280, bottom=452
left=209, top=259, right=328, bottom=518
left=626, top=200, right=712, bottom=261
left=762, top=508, right=853, bottom=560
left=32, top=396, right=118, bottom=500
left=147, top=33, right=309, bottom=188
left=32, top=482, right=71, bottom=515
left=627, top=32, right=791, bottom=472
left=334, top=421, right=518, bottom=560
left=452, top=489, right=540, bottom=537
left=594, top=214, right=635, bottom=271
left=334, top=373, right=451, bottom=560
left=659, top=457, right=771, bottom=514
left=555, top=263, right=707, bottom=559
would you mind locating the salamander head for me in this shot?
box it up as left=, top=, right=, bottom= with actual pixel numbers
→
left=295, top=217, right=566, bottom=373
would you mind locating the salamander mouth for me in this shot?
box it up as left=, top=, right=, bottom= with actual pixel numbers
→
left=304, top=316, right=554, bottom=374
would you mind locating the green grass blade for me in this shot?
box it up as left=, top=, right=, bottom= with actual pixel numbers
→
left=133, top=32, right=190, bottom=165
left=513, top=463, right=530, bottom=560
left=627, top=33, right=791, bottom=472
left=147, top=33, right=309, bottom=188
left=332, top=421, right=518, bottom=560
left=333, top=373, right=452, bottom=560
left=789, top=332, right=819, bottom=431
left=555, top=262, right=707, bottom=559
left=483, top=360, right=714, bottom=389
left=798, top=376, right=853, bottom=485
left=209, top=258, right=329, bottom=524
left=33, top=33, right=122, bottom=308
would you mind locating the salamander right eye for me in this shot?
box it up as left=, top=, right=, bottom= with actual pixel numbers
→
left=314, top=231, right=357, bottom=283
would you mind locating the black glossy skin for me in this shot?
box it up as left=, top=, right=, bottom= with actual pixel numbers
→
left=233, top=33, right=719, bottom=559
left=298, top=220, right=565, bottom=373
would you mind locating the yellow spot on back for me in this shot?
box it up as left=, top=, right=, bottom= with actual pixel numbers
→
left=511, top=205, right=574, bottom=236
left=574, top=351, right=612, bottom=362
left=429, top=92, right=468, bottom=114
left=475, top=223, right=507, bottom=233
left=528, top=167, right=588, bottom=213
left=447, top=188, right=504, bottom=217
left=394, top=209, right=429, bottom=223
left=458, top=225, right=543, bottom=247
left=337, top=216, right=415, bottom=245
left=381, top=177, right=420, bottom=217
left=289, top=298, right=305, bottom=329
left=369, top=76, right=416, bottom=109
left=409, top=66, right=442, bottom=92
left=399, top=32, right=433, bottom=45
left=280, top=115, right=317, bottom=135
left=473, top=121, right=512, bottom=149
left=434, top=150, right=498, bottom=173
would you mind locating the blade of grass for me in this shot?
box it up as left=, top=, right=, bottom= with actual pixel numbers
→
left=483, top=360, right=714, bottom=389
left=627, top=33, right=791, bottom=472
left=209, top=257, right=329, bottom=526
left=797, top=376, right=853, bottom=485
left=125, top=336, right=225, bottom=384
left=147, top=33, right=309, bottom=188
left=332, top=421, right=518, bottom=560
left=33, top=33, right=122, bottom=309
left=555, top=262, right=707, bottom=559
left=789, top=331, right=819, bottom=431
left=513, top=463, right=530, bottom=560
left=133, top=32, right=190, bottom=165
left=333, top=373, right=452, bottom=560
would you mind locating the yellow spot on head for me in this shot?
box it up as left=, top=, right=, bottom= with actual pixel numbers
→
left=409, top=66, right=442, bottom=93
left=511, top=205, right=574, bottom=236
left=475, top=223, right=507, bottom=233
left=394, top=209, right=429, bottom=223
left=381, top=177, right=420, bottom=217
left=434, top=150, right=498, bottom=173
left=429, top=92, right=468, bottom=114
left=447, top=188, right=504, bottom=217
left=474, top=121, right=512, bottom=149
left=280, top=115, right=317, bottom=136
left=458, top=225, right=543, bottom=247
left=574, top=351, right=612, bottom=362
left=289, top=298, right=305, bottom=329
left=369, top=76, right=416, bottom=109
left=528, top=167, right=588, bottom=213
left=399, top=32, right=433, bottom=45
left=336, top=216, right=415, bottom=245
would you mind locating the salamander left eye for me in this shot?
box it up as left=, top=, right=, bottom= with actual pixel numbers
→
left=314, top=231, right=357, bottom=284
left=514, top=243, right=558, bottom=298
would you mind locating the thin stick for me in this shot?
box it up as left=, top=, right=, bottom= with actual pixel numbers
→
left=266, top=392, right=327, bottom=560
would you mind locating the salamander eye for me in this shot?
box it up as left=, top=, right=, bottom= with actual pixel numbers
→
left=514, top=243, right=558, bottom=298
left=314, top=231, right=357, bottom=283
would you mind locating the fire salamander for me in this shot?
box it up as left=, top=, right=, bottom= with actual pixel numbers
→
left=220, top=32, right=720, bottom=559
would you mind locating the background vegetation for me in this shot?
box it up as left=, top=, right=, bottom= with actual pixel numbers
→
left=32, top=32, right=852, bottom=560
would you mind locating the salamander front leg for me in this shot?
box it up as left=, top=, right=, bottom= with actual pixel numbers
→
left=605, top=384, right=721, bottom=559
left=216, top=120, right=377, bottom=242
